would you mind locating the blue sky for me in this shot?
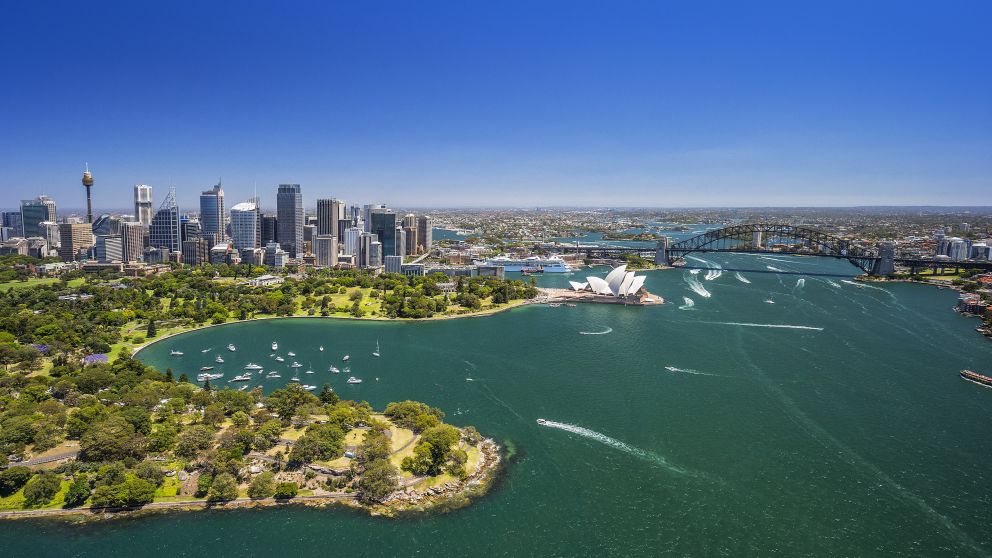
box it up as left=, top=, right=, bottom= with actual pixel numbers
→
left=1, top=1, right=989, bottom=210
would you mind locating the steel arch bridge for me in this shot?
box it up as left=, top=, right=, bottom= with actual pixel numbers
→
left=666, top=223, right=878, bottom=273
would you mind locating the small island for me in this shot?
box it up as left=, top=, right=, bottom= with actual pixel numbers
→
left=0, top=357, right=499, bottom=518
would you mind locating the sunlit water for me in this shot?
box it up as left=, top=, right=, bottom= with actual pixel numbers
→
left=7, top=253, right=992, bottom=557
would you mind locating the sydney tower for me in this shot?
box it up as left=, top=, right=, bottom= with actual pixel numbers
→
left=82, top=163, right=94, bottom=224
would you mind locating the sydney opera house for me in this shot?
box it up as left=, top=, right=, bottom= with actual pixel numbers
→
left=567, top=264, right=661, bottom=304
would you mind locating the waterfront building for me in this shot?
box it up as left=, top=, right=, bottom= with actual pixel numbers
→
left=2, top=211, right=23, bottom=237
left=572, top=264, right=647, bottom=298
left=149, top=188, right=182, bottom=253
left=21, top=196, right=57, bottom=238
left=94, top=235, right=123, bottom=262
left=58, top=222, right=94, bottom=262
left=230, top=201, right=260, bottom=250
left=343, top=227, right=362, bottom=256
left=276, top=184, right=303, bottom=257
left=199, top=181, right=225, bottom=243
left=315, top=234, right=338, bottom=267
left=370, top=209, right=398, bottom=258
left=264, top=241, right=288, bottom=268
left=133, top=184, right=153, bottom=225
left=385, top=254, right=403, bottom=273
left=120, top=221, right=146, bottom=262
left=417, top=215, right=432, bottom=252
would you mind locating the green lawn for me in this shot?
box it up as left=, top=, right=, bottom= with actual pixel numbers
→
left=0, top=277, right=84, bottom=292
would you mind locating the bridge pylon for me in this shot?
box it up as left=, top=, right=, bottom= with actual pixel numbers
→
left=871, top=241, right=895, bottom=276
left=655, top=237, right=669, bottom=265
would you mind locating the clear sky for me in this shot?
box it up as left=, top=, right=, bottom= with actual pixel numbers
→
left=1, top=1, right=989, bottom=210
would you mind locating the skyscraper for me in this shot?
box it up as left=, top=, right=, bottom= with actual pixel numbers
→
left=150, top=188, right=182, bottom=254
left=370, top=209, right=398, bottom=258
left=316, top=198, right=344, bottom=240
left=1, top=212, right=23, bottom=237
left=120, top=221, right=146, bottom=263
left=417, top=215, right=433, bottom=252
left=94, top=235, right=122, bottom=262
left=58, top=223, right=93, bottom=262
left=314, top=235, right=338, bottom=267
left=261, top=215, right=278, bottom=245
left=199, top=181, right=225, bottom=244
left=276, top=184, right=303, bottom=257
left=343, top=226, right=361, bottom=256
left=21, top=196, right=57, bottom=238
left=81, top=164, right=94, bottom=224
left=230, top=201, right=260, bottom=251
left=133, top=185, right=153, bottom=225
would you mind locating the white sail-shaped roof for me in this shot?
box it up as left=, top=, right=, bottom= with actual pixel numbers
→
left=605, top=264, right=627, bottom=295
left=569, top=281, right=588, bottom=292
left=586, top=276, right=612, bottom=295
left=626, top=276, right=646, bottom=296
left=618, top=272, right=636, bottom=296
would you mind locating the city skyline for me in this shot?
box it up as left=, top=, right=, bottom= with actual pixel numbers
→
left=1, top=2, right=989, bottom=208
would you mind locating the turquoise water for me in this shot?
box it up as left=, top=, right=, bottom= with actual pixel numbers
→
left=6, top=253, right=992, bottom=557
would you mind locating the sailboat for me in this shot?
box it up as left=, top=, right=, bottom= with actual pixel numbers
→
left=372, top=340, right=380, bottom=358
left=319, top=345, right=324, bottom=352
left=305, top=362, right=314, bottom=374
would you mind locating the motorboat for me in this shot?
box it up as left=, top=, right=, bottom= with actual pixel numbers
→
left=231, top=374, right=251, bottom=382
left=328, top=365, right=340, bottom=373
left=372, top=340, right=380, bottom=358
left=244, top=363, right=263, bottom=370
left=275, top=356, right=285, bottom=362
left=287, top=351, right=296, bottom=357
left=271, top=342, right=278, bottom=351
left=215, top=355, right=224, bottom=363
left=346, top=376, right=362, bottom=384
left=170, top=349, right=183, bottom=356
left=342, top=355, right=350, bottom=362
left=199, top=366, right=214, bottom=371
left=319, top=346, right=324, bottom=352
left=238, top=385, right=248, bottom=391
left=764, top=299, right=776, bottom=304
left=266, top=372, right=281, bottom=379
left=303, top=385, right=317, bottom=391
left=227, top=344, right=237, bottom=351
left=200, top=348, right=212, bottom=353
left=291, top=362, right=303, bottom=368
left=536, top=418, right=548, bottom=425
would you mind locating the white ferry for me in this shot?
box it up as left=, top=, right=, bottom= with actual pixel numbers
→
left=473, top=255, right=571, bottom=273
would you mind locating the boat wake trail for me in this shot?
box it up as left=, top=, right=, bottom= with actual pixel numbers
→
left=825, top=279, right=842, bottom=289
left=463, top=360, right=477, bottom=370
left=704, top=321, right=823, bottom=331
left=704, top=268, right=723, bottom=281
left=538, top=420, right=689, bottom=476
left=734, top=272, right=751, bottom=284
left=766, top=266, right=785, bottom=272
left=685, top=276, right=712, bottom=298
left=679, top=297, right=695, bottom=310
left=579, top=327, right=613, bottom=335
left=664, top=365, right=719, bottom=377
left=841, top=280, right=888, bottom=292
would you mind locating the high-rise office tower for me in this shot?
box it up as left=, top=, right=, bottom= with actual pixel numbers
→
left=230, top=201, right=260, bottom=251
left=369, top=241, right=383, bottom=267
left=81, top=164, right=94, bottom=224
left=134, top=185, right=154, bottom=225
left=370, top=209, right=398, bottom=258
left=417, top=216, right=432, bottom=252
left=21, top=196, right=57, bottom=238
left=315, top=235, right=338, bottom=267
left=402, top=213, right=417, bottom=228
left=150, top=188, right=182, bottom=253
left=92, top=215, right=121, bottom=236
left=316, top=198, right=345, bottom=240
left=363, top=204, right=385, bottom=232
left=120, top=221, right=146, bottom=262
left=94, top=235, right=122, bottom=262
left=199, top=181, right=225, bottom=244
left=404, top=225, right=418, bottom=255
left=358, top=232, right=378, bottom=267
left=1, top=212, right=23, bottom=237
left=261, top=215, right=278, bottom=245
left=395, top=226, right=406, bottom=257
left=344, top=227, right=361, bottom=256
left=58, top=223, right=94, bottom=262
left=38, top=222, right=61, bottom=248
left=276, top=184, right=303, bottom=257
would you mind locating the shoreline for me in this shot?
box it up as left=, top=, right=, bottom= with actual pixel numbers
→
left=131, top=300, right=534, bottom=357
left=858, top=276, right=991, bottom=341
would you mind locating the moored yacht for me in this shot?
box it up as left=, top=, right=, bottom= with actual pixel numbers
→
left=291, top=361, right=303, bottom=368
left=170, top=349, right=184, bottom=356
left=215, top=355, right=224, bottom=363
left=319, top=346, right=324, bottom=352
left=287, top=351, right=296, bottom=357
left=227, top=344, right=237, bottom=351
left=244, top=363, right=263, bottom=370
left=275, top=356, right=285, bottom=362
left=346, top=376, right=362, bottom=384
left=342, top=355, right=350, bottom=362
left=271, top=341, right=278, bottom=351
left=372, top=340, right=380, bottom=358
left=328, top=365, right=340, bottom=373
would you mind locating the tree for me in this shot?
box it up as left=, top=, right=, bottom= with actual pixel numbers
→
left=318, top=384, right=339, bottom=405
left=288, top=423, right=345, bottom=464
left=0, top=466, right=33, bottom=496
left=247, top=471, right=276, bottom=499
left=135, top=461, right=165, bottom=486
left=79, top=415, right=148, bottom=462
left=207, top=472, right=238, bottom=501
left=22, top=472, right=62, bottom=506
left=176, top=425, right=215, bottom=458
left=63, top=476, right=91, bottom=508
left=147, top=423, right=179, bottom=453
left=357, top=459, right=398, bottom=503
left=146, top=320, right=157, bottom=338
left=274, top=481, right=298, bottom=499
left=231, top=411, right=250, bottom=428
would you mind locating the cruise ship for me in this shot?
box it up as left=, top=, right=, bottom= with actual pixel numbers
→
left=473, top=255, right=571, bottom=273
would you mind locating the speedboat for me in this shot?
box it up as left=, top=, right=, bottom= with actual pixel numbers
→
left=291, top=362, right=303, bottom=368
left=319, top=346, right=324, bottom=352
left=227, top=344, right=237, bottom=352
left=342, top=355, right=350, bottom=362
left=231, top=374, right=251, bottom=382
left=275, top=356, right=285, bottom=362
left=328, top=365, right=340, bottom=373
left=215, top=355, right=224, bottom=363
left=303, top=385, right=317, bottom=391
left=244, top=363, right=263, bottom=370
left=290, top=375, right=300, bottom=382
left=271, top=342, right=278, bottom=351
left=170, top=349, right=183, bottom=356
left=346, top=376, right=362, bottom=384
left=201, top=348, right=212, bottom=353
left=536, top=418, right=548, bottom=425
left=372, top=340, right=380, bottom=358
left=764, top=299, right=775, bottom=304
left=266, top=372, right=281, bottom=378
left=199, top=366, right=214, bottom=371
left=287, top=351, right=296, bottom=357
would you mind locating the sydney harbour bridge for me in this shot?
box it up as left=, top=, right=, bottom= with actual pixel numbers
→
left=557, top=223, right=992, bottom=276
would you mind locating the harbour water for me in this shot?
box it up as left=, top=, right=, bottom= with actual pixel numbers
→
left=5, top=253, right=992, bottom=556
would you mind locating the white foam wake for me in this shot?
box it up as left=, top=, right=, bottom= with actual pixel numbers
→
left=704, top=269, right=723, bottom=281
left=825, top=279, right=841, bottom=289
left=579, top=327, right=613, bottom=335
left=686, top=255, right=712, bottom=265
left=734, top=272, right=751, bottom=284
left=841, top=279, right=889, bottom=292
left=795, top=278, right=805, bottom=289
left=689, top=269, right=701, bottom=275
left=664, top=365, right=718, bottom=377
left=705, top=321, right=823, bottom=331
left=538, top=420, right=688, bottom=475
left=766, top=266, right=785, bottom=272
left=679, top=297, right=695, bottom=310
left=686, top=277, right=712, bottom=298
